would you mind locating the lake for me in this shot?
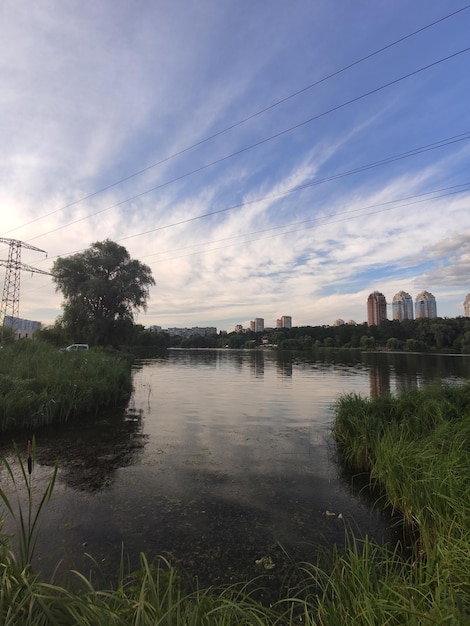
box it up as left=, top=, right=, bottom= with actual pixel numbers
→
left=1, top=348, right=470, bottom=589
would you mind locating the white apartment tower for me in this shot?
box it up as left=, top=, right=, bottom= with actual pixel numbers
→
left=415, top=291, right=437, bottom=319
left=392, top=291, right=414, bottom=321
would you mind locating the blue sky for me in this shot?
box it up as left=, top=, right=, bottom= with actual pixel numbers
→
left=1, top=1, right=470, bottom=331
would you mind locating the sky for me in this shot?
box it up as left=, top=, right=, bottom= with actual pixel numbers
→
left=1, top=1, right=470, bottom=332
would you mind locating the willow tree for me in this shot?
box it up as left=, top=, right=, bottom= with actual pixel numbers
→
left=52, top=240, right=155, bottom=346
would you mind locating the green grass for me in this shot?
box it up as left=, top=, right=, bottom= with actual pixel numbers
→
left=330, top=382, right=470, bottom=623
left=0, top=340, right=133, bottom=432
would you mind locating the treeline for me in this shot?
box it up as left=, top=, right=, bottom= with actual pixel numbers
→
left=135, top=316, right=470, bottom=353
left=35, top=316, right=470, bottom=353
left=266, top=316, right=470, bottom=353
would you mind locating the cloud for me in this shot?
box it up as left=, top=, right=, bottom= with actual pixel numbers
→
left=1, top=2, right=470, bottom=330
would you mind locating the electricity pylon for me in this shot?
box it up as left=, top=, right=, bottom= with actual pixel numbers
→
left=0, top=238, right=51, bottom=342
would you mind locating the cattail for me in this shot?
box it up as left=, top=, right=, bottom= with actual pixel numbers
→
left=27, top=439, right=32, bottom=475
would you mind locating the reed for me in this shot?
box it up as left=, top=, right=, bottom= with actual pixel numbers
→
left=0, top=439, right=57, bottom=570
left=0, top=341, right=133, bottom=432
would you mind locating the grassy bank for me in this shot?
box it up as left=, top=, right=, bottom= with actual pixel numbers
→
left=0, top=340, right=133, bottom=432
left=1, top=380, right=469, bottom=623
left=331, top=383, right=470, bottom=622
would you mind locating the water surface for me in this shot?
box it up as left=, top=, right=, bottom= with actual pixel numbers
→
left=1, top=349, right=469, bottom=587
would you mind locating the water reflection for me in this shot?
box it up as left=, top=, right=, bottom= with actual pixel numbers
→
left=369, top=365, right=391, bottom=397
left=249, top=350, right=265, bottom=378
left=1, top=407, right=147, bottom=493
left=364, top=352, right=470, bottom=397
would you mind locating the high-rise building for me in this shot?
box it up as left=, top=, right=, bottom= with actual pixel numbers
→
left=464, top=294, right=470, bottom=317
left=251, top=318, right=264, bottom=332
left=415, top=291, right=437, bottom=319
left=367, top=291, right=387, bottom=326
left=392, top=291, right=414, bottom=321
left=276, top=315, right=292, bottom=329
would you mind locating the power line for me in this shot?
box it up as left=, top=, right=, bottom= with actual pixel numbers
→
left=17, top=182, right=470, bottom=304
left=137, top=183, right=470, bottom=262
left=141, top=185, right=470, bottom=264
left=2, top=3, right=469, bottom=239
left=21, top=46, right=470, bottom=248
left=25, top=176, right=470, bottom=271
left=24, top=130, right=470, bottom=263
left=116, top=132, right=470, bottom=243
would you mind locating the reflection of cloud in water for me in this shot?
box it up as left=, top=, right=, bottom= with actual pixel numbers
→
left=133, top=353, right=369, bottom=485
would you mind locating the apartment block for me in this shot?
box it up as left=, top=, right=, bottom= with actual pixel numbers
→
left=415, top=291, right=437, bottom=319
left=4, top=316, right=42, bottom=339
left=251, top=318, right=264, bottom=332
left=392, top=291, right=414, bottom=321
left=367, top=291, right=387, bottom=326
left=276, top=315, right=292, bottom=329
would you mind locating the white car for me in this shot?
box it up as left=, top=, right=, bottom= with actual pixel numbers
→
left=65, top=343, right=89, bottom=351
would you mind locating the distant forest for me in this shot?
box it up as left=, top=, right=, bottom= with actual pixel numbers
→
left=129, top=316, right=470, bottom=354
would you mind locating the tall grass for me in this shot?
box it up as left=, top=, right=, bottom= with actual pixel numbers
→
left=330, top=382, right=470, bottom=622
left=0, top=340, right=133, bottom=432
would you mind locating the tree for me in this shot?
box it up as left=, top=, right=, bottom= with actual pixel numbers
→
left=52, top=240, right=155, bottom=346
left=386, top=337, right=403, bottom=351
left=35, top=319, right=69, bottom=347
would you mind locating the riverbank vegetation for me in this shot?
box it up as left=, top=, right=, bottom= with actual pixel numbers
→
left=111, top=315, right=470, bottom=353
left=332, top=382, right=470, bottom=622
left=34, top=301, right=470, bottom=354
left=1, top=382, right=469, bottom=623
left=0, top=341, right=132, bottom=432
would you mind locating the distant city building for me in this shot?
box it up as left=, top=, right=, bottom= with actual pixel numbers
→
left=464, top=294, right=470, bottom=317
left=415, top=291, right=437, bottom=319
left=4, top=316, right=41, bottom=339
left=251, top=318, right=264, bottom=333
left=367, top=291, right=387, bottom=326
left=165, top=326, right=217, bottom=338
left=392, top=291, right=414, bottom=321
left=276, top=315, right=292, bottom=329
left=148, top=325, right=162, bottom=332
left=234, top=324, right=244, bottom=333
left=333, top=319, right=345, bottom=326
left=347, top=320, right=357, bottom=325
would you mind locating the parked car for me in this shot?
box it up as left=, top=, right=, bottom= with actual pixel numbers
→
left=65, top=343, right=89, bottom=351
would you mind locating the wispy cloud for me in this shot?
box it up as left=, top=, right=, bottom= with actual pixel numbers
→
left=2, top=2, right=470, bottom=329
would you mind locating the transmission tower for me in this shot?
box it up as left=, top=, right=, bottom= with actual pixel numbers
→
left=0, top=238, right=51, bottom=342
